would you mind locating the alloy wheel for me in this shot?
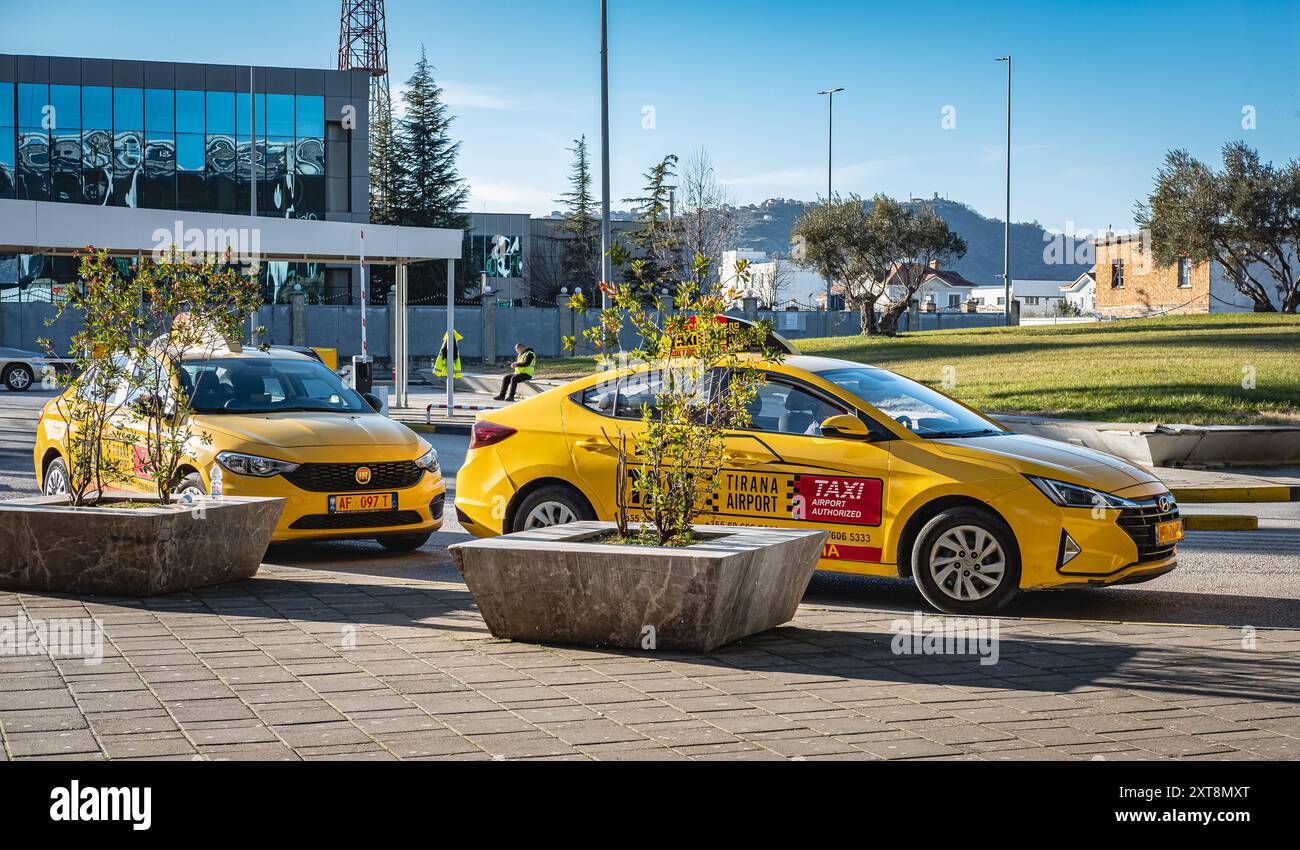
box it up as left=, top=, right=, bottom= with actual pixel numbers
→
left=928, top=525, right=1007, bottom=602
left=523, top=501, right=578, bottom=529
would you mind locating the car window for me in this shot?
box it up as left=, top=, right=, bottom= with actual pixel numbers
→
left=179, top=358, right=368, bottom=414
left=579, top=369, right=716, bottom=421
left=744, top=379, right=848, bottom=437
left=817, top=367, right=1005, bottom=439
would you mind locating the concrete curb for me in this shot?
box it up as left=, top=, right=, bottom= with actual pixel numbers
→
left=1172, top=486, right=1300, bottom=504
left=1184, top=515, right=1260, bottom=531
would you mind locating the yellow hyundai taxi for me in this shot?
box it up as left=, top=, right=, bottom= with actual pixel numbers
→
left=35, top=346, right=445, bottom=550
left=455, top=353, right=1182, bottom=614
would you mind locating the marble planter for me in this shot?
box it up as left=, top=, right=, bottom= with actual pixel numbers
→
left=0, top=495, right=285, bottom=597
left=451, top=523, right=827, bottom=652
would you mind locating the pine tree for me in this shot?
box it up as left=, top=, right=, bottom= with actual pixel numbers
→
left=623, top=154, right=680, bottom=282
left=368, top=104, right=405, bottom=226
left=556, top=136, right=600, bottom=287
left=397, top=47, right=469, bottom=230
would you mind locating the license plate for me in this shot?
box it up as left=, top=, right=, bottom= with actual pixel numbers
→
left=329, top=493, right=398, bottom=514
left=1156, top=520, right=1184, bottom=545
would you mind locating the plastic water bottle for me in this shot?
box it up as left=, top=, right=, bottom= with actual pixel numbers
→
left=210, top=463, right=224, bottom=500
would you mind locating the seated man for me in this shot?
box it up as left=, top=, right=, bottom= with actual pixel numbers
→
left=495, top=343, right=537, bottom=402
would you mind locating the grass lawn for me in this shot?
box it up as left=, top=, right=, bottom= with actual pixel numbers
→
left=537, top=314, right=1300, bottom=425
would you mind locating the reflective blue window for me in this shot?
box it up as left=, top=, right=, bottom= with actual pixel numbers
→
left=17, top=83, right=49, bottom=128
left=176, top=133, right=204, bottom=172
left=176, top=90, right=204, bottom=134
left=0, top=83, right=13, bottom=125
left=295, top=95, right=324, bottom=137
left=145, top=89, right=174, bottom=133
left=0, top=129, right=15, bottom=199
left=82, top=86, right=112, bottom=130
left=81, top=129, right=111, bottom=204
left=236, top=92, right=266, bottom=137
left=114, top=88, right=143, bottom=130
left=50, top=85, right=80, bottom=132
left=205, top=91, right=234, bottom=135
left=266, top=94, right=294, bottom=137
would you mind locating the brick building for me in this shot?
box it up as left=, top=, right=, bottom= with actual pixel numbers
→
left=1091, top=232, right=1274, bottom=317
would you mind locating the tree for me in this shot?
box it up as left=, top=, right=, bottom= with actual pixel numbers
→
left=751, top=255, right=792, bottom=308
left=676, top=148, right=736, bottom=291
left=875, top=201, right=968, bottom=335
left=623, top=154, right=680, bottom=285
left=1137, top=143, right=1300, bottom=313
left=791, top=195, right=886, bottom=334
left=397, top=47, right=469, bottom=230
left=555, top=136, right=600, bottom=289
left=368, top=104, right=406, bottom=226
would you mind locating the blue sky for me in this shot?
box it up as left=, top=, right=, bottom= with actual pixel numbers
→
left=6, top=0, right=1299, bottom=233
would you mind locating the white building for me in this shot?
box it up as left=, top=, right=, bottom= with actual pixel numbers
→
left=1060, top=272, right=1096, bottom=313
left=968, top=278, right=1078, bottom=316
left=720, top=250, right=830, bottom=309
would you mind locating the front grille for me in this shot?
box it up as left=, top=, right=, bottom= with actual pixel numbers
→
left=290, top=510, right=424, bottom=531
left=284, top=462, right=424, bottom=493
left=1117, top=500, right=1182, bottom=564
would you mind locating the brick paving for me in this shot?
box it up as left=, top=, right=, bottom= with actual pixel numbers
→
left=3, top=565, right=1300, bottom=761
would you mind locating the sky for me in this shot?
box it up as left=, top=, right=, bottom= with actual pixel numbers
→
left=5, top=0, right=1299, bottom=235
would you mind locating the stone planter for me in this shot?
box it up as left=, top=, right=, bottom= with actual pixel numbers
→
left=0, top=495, right=285, bottom=597
left=451, top=523, right=827, bottom=652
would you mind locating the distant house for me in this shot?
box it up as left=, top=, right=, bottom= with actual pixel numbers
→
left=1091, top=232, right=1284, bottom=317
left=968, top=278, right=1076, bottom=315
left=720, top=249, right=830, bottom=309
left=881, top=260, right=981, bottom=310
left=1060, top=271, right=1096, bottom=313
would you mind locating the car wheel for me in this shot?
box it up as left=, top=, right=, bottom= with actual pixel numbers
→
left=377, top=533, right=432, bottom=552
left=511, top=485, right=594, bottom=533
left=4, top=364, right=34, bottom=392
left=44, top=457, right=70, bottom=496
left=175, top=473, right=207, bottom=499
left=912, top=506, right=1021, bottom=615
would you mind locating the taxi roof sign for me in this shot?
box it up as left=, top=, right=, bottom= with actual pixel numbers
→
left=664, top=315, right=801, bottom=358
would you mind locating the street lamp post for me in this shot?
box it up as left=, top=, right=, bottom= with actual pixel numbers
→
left=818, top=87, right=844, bottom=314
left=599, top=0, right=612, bottom=309
left=997, top=56, right=1012, bottom=322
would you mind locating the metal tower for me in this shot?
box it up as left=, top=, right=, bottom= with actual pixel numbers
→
left=338, top=0, right=393, bottom=218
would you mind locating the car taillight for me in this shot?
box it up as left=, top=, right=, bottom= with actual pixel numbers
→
left=470, top=421, right=517, bottom=450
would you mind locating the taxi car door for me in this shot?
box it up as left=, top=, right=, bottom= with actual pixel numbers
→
left=710, top=374, right=896, bottom=575
left=99, top=355, right=152, bottom=494
left=563, top=370, right=658, bottom=519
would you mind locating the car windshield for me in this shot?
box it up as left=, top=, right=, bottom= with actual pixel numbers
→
left=179, top=357, right=371, bottom=415
left=817, top=367, right=1008, bottom=439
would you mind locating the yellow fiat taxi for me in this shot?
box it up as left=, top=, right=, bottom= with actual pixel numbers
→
left=454, top=353, right=1182, bottom=614
left=35, top=346, right=445, bottom=550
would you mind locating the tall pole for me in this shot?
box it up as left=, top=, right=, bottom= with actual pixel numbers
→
left=360, top=229, right=368, bottom=360
left=998, top=56, right=1012, bottom=321
left=599, top=0, right=612, bottom=309
left=249, top=67, right=258, bottom=343
left=446, top=260, right=456, bottom=413
left=818, top=87, right=844, bottom=313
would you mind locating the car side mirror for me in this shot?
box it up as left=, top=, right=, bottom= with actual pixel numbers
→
left=362, top=392, right=384, bottom=413
left=821, top=414, right=873, bottom=440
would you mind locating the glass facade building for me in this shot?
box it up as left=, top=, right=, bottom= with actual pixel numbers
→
left=1, top=80, right=331, bottom=219
left=1, top=54, right=371, bottom=306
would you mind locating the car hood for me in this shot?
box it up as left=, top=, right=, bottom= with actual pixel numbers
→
left=929, top=433, right=1160, bottom=493
left=196, top=412, right=419, bottom=449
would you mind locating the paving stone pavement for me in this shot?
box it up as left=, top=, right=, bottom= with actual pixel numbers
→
left=2, top=565, right=1299, bottom=761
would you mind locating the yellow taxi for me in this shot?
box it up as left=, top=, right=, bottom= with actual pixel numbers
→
left=454, top=353, right=1182, bottom=614
left=35, top=346, right=445, bottom=550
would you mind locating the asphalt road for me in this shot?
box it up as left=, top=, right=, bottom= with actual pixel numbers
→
left=3, top=429, right=1298, bottom=630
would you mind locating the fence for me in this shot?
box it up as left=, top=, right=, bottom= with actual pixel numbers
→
left=4, top=301, right=1012, bottom=363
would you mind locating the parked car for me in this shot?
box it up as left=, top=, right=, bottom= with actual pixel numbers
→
left=454, top=353, right=1183, bottom=614
left=35, top=345, right=444, bottom=550
left=0, top=347, right=71, bottom=392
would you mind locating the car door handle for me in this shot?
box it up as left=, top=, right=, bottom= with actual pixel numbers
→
left=724, top=451, right=764, bottom=467
left=576, top=439, right=618, bottom=455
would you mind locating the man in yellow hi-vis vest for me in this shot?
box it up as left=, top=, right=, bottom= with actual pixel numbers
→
left=434, top=330, right=463, bottom=379
left=494, top=343, right=537, bottom=402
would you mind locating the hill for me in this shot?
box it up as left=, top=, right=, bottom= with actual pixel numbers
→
left=731, top=197, right=1090, bottom=284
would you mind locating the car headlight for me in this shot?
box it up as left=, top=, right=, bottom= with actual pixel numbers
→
left=217, top=451, right=301, bottom=478
left=415, top=443, right=439, bottom=474
left=1025, top=476, right=1140, bottom=510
